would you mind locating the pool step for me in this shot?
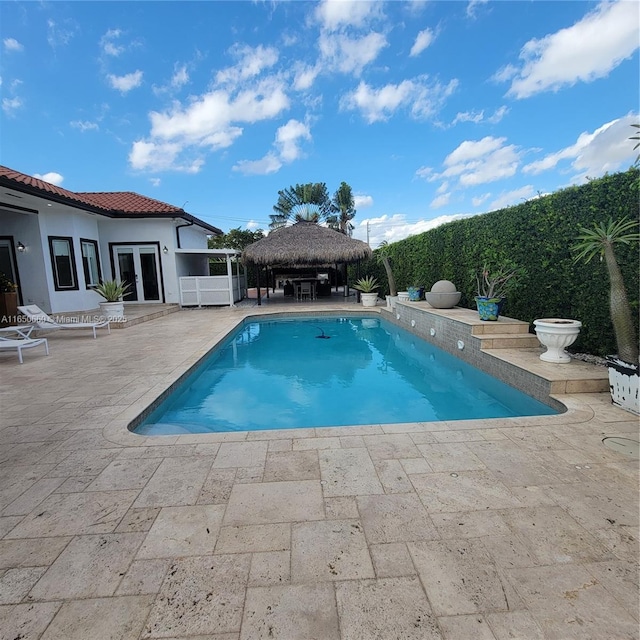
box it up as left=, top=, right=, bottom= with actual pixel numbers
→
left=476, top=332, right=541, bottom=349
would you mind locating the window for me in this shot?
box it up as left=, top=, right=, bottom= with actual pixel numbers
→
left=48, top=236, right=78, bottom=291
left=80, top=239, right=101, bottom=288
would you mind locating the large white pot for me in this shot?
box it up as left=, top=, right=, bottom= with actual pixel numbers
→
left=360, top=293, right=379, bottom=308
left=397, top=291, right=410, bottom=302
left=533, top=318, right=582, bottom=363
left=607, top=357, right=639, bottom=415
left=99, top=301, right=125, bottom=321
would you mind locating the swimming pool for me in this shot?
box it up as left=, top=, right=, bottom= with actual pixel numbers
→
left=134, top=315, right=556, bottom=435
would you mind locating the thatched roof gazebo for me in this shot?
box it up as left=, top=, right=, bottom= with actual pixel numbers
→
left=242, top=221, right=372, bottom=304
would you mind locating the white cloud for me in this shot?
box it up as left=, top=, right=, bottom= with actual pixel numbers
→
left=314, top=0, right=382, bottom=31
left=487, top=185, right=536, bottom=211
left=466, top=0, right=489, bottom=19
left=471, top=193, right=490, bottom=207
left=292, top=63, right=320, bottom=91
left=171, top=65, right=189, bottom=89
left=233, top=118, right=311, bottom=176
left=107, top=70, right=143, bottom=93
left=275, top=119, right=311, bottom=162
left=354, top=194, right=373, bottom=209
left=503, top=0, right=639, bottom=99
left=441, top=136, right=521, bottom=186
left=100, top=29, right=125, bottom=56
left=430, top=192, right=450, bottom=209
left=2, top=96, right=22, bottom=115
left=33, top=172, right=63, bottom=185
left=452, top=105, right=508, bottom=126
left=233, top=153, right=282, bottom=176
left=149, top=178, right=161, bottom=187
left=129, top=140, right=203, bottom=173
left=523, top=113, right=639, bottom=182
left=3, top=38, right=23, bottom=52
left=318, top=32, right=388, bottom=76
left=246, top=220, right=261, bottom=230
left=70, top=120, right=99, bottom=132
left=410, top=28, right=435, bottom=57
left=47, top=18, right=76, bottom=49
left=341, top=76, right=457, bottom=123
left=216, top=44, right=279, bottom=86
left=353, top=213, right=473, bottom=247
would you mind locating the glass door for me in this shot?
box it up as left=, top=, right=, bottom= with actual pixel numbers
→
left=113, top=245, right=161, bottom=302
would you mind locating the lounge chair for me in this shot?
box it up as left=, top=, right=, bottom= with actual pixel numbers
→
left=0, top=334, right=49, bottom=363
left=18, top=305, right=110, bottom=339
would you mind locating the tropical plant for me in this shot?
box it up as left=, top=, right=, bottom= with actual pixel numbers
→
left=377, top=241, right=397, bottom=296
left=94, top=279, right=131, bottom=302
left=269, top=183, right=333, bottom=229
left=475, top=265, right=521, bottom=299
left=630, top=123, right=640, bottom=167
left=208, top=227, right=264, bottom=251
left=326, top=182, right=356, bottom=236
left=572, top=217, right=639, bottom=363
left=353, top=275, right=379, bottom=293
left=0, top=272, right=17, bottom=293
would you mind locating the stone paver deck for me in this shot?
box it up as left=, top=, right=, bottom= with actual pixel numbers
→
left=0, top=301, right=638, bottom=639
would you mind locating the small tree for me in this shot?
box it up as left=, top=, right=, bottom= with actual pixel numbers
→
left=377, top=241, right=397, bottom=296
left=572, top=217, right=639, bottom=363
left=326, top=182, right=356, bottom=236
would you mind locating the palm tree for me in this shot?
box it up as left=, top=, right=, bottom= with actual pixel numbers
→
left=326, top=182, right=356, bottom=236
left=269, top=183, right=333, bottom=229
left=572, top=217, right=639, bottom=363
left=377, top=241, right=397, bottom=296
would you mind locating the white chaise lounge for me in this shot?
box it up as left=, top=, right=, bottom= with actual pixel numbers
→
left=18, top=305, right=110, bottom=339
left=0, top=334, right=49, bottom=363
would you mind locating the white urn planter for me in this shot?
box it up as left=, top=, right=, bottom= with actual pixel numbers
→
left=99, top=301, right=125, bottom=321
left=533, top=318, right=582, bottom=363
left=607, top=357, right=639, bottom=415
left=397, top=291, right=410, bottom=302
left=386, top=295, right=398, bottom=310
left=360, top=293, right=379, bottom=308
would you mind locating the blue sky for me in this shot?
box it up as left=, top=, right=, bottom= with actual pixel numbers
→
left=1, top=0, right=638, bottom=247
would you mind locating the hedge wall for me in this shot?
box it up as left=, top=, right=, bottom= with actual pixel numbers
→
left=355, top=168, right=639, bottom=357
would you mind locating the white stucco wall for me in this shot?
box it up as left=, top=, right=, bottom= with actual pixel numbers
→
left=37, top=209, right=103, bottom=313
left=0, top=210, right=51, bottom=312
left=97, top=218, right=210, bottom=303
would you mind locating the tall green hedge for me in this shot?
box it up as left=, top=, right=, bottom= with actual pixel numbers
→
left=354, top=168, right=639, bottom=357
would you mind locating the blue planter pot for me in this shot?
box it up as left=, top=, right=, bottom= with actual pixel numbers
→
left=475, top=296, right=501, bottom=321
left=408, top=286, right=423, bottom=301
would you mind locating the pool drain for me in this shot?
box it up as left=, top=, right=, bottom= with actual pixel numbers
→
left=602, top=437, right=639, bottom=458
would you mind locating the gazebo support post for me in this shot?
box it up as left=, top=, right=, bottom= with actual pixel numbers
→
left=256, top=266, right=261, bottom=306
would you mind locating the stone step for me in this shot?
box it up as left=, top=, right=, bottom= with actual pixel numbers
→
left=470, top=318, right=531, bottom=336
left=111, top=304, right=181, bottom=329
left=476, top=332, right=541, bottom=349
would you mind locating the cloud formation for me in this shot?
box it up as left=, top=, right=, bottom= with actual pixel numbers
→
left=501, top=0, right=639, bottom=98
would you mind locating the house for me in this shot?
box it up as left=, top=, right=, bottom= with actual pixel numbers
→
left=0, top=165, right=244, bottom=314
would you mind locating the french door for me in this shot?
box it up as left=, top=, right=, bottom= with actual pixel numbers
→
left=113, top=245, right=161, bottom=302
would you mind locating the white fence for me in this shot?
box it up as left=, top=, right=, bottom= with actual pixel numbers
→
left=179, top=275, right=245, bottom=307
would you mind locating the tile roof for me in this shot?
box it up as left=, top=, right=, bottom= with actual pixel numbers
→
left=76, top=191, right=184, bottom=214
left=0, top=165, right=222, bottom=234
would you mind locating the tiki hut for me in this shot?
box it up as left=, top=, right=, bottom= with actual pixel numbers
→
left=242, top=221, right=372, bottom=304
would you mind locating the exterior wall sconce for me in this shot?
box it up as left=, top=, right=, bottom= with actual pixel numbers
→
left=17, top=242, right=26, bottom=253
left=162, top=246, right=169, bottom=254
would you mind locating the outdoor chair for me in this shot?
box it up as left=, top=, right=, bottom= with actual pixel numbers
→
left=18, top=304, right=110, bottom=339
left=299, top=281, right=314, bottom=301
left=0, top=334, right=49, bottom=363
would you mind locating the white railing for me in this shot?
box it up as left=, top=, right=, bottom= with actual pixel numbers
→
left=179, top=275, right=245, bottom=307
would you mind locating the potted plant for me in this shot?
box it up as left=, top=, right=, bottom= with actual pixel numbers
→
left=0, top=272, right=18, bottom=326
left=407, top=284, right=424, bottom=302
left=94, top=279, right=131, bottom=321
left=572, top=217, right=639, bottom=414
left=353, top=275, right=380, bottom=308
left=377, top=241, right=398, bottom=310
left=474, top=265, right=520, bottom=320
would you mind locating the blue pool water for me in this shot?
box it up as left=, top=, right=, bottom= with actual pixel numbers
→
left=134, top=316, right=557, bottom=435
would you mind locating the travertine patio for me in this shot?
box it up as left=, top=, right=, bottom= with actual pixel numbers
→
left=0, top=301, right=638, bottom=639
